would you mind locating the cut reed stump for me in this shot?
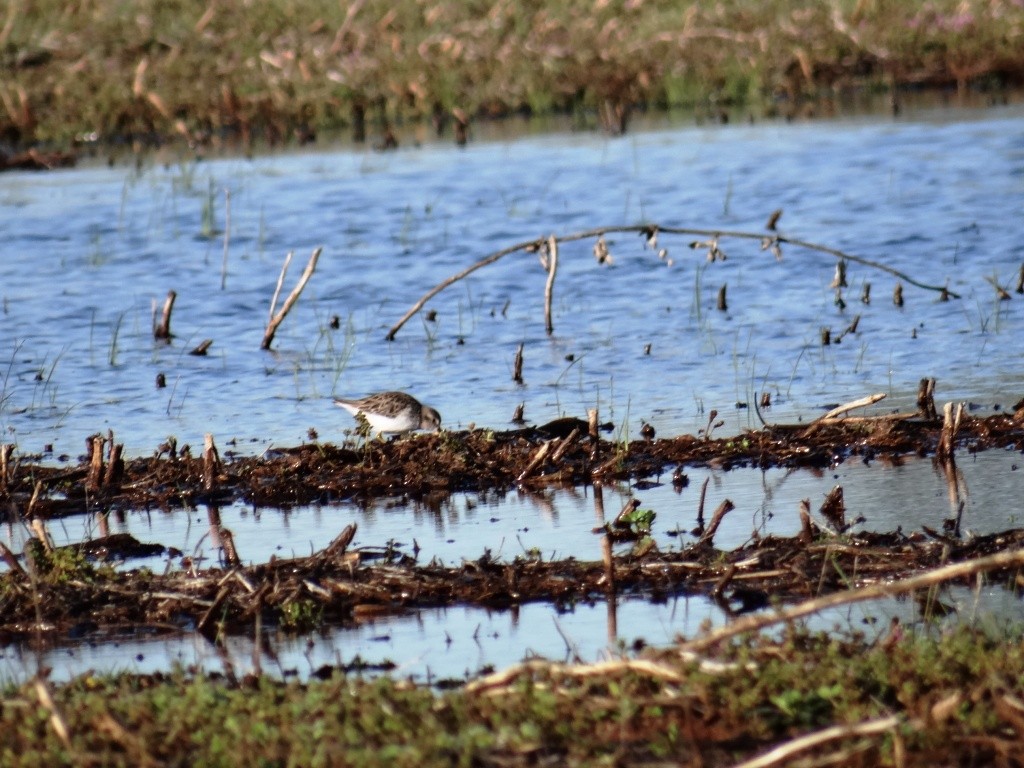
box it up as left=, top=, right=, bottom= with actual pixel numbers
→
left=917, top=377, right=938, bottom=420
left=153, top=290, right=176, bottom=340
left=261, top=247, right=322, bottom=350
left=203, top=433, right=222, bottom=491
left=86, top=433, right=106, bottom=492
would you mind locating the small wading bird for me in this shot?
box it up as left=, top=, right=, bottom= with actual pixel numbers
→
left=334, top=391, right=441, bottom=435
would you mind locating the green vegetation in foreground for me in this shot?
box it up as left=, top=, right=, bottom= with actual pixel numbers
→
left=4, top=624, right=1024, bottom=766
left=3, top=0, right=1024, bottom=150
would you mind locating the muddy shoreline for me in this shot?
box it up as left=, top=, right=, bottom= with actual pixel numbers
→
left=6, top=408, right=1024, bottom=517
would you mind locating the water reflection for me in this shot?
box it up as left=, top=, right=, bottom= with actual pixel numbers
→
left=5, top=582, right=1022, bottom=686
left=3, top=449, right=1021, bottom=574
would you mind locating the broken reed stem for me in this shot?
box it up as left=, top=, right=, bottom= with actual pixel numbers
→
left=262, top=247, right=322, bottom=350
left=917, top=377, right=938, bottom=420
left=322, top=523, right=358, bottom=560
left=153, top=290, right=176, bottom=340
left=221, top=188, right=230, bottom=290
left=86, top=433, right=105, bottom=491
left=512, top=343, right=524, bottom=384
left=34, top=678, right=73, bottom=751
left=543, top=234, right=558, bottom=335
left=587, top=407, right=600, bottom=461
left=601, top=533, right=615, bottom=592
left=550, top=428, right=579, bottom=463
left=696, top=476, right=710, bottom=531
left=679, top=547, right=1024, bottom=654
left=798, top=499, right=815, bottom=543
left=732, top=715, right=904, bottom=768
left=30, top=516, right=53, bottom=553
left=716, top=284, right=727, bottom=311
left=268, top=251, right=293, bottom=323
left=197, top=585, right=230, bottom=642
left=0, top=540, right=26, bottom=577
left=516, top=440, right=552, bottom=483
left=384, top=224, right=959, bottom=339
left=220, top=527, right=241, bottom=567
left=104, top=441, right=124, bottom=489
left=937, top=401, right=965, bottom=464
left=814, top=392, right=887, bottom=422
left=25, top=479, right=41, bottom=518
left=0, top=442, right=12, bottom=494
left=698, top=499, right=735, bottom=546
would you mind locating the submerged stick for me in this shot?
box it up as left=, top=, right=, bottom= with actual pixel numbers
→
left=385, top=224, right=959, bottom=339
left=262, top=247, right=321, bottom=350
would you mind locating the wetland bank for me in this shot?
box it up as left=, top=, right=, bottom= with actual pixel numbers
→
left=5, top=1, right=1024, bottom=762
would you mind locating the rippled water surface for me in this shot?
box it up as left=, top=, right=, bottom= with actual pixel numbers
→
left=3, top=102, right=1024, bottom=681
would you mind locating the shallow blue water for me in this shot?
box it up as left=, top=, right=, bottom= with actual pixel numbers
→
left=2, top=103, right=1023, bottom=461
left=2, top=101, right=1024, bottom=682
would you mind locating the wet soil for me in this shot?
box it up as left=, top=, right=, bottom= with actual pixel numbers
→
left=3, top=407, right=1024, bottom=645
left=6, top=407, right=1024, bottom=518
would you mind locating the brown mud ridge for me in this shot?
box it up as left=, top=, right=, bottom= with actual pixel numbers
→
left=2, top=407, right=1024, bottom=646
left=4, top=406, right=1024, bottom=518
